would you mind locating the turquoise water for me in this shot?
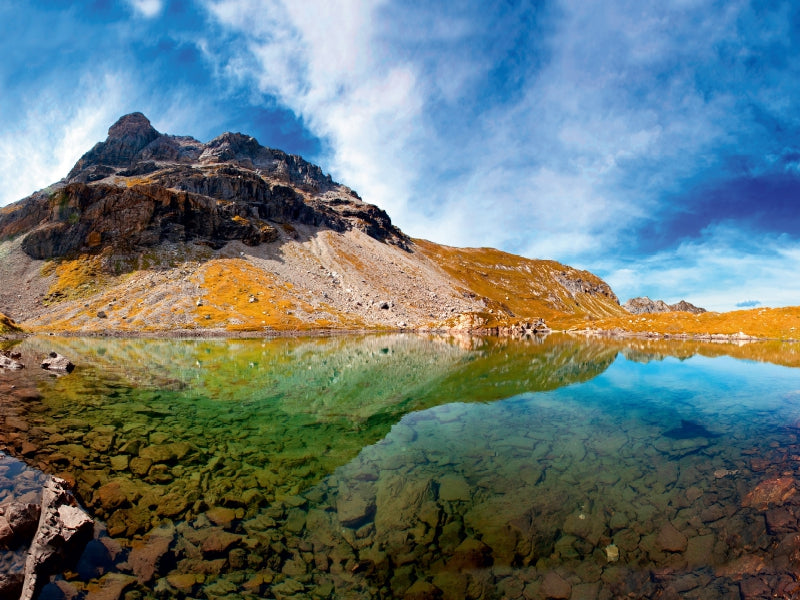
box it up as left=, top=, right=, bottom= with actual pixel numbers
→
left=2, top=334, right=800, bottom=598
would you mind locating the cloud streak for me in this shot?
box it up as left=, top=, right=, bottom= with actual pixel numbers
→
left=0, top=73, right=128, bottom=206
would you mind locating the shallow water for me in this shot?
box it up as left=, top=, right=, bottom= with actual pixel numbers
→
left=2, top=333, right=800, bottom=598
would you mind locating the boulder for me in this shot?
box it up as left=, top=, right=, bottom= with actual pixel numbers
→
left=0, top=352, right=24, bottom=370
left=40, top=352, right=75, bottom=373
left=743, top=477, right=796, bottom=510
left=20, top=477, right=94, bottom=600
left=0, top=502, right=40, bottom=549
left=656, top=522, right=688, bottom=553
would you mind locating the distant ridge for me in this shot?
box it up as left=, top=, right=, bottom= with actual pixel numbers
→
left=623, top=296, right=706, bottom=315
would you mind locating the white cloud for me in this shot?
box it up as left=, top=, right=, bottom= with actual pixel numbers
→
left=600, top=225, right=800, bottom=311
left=0, top=73, right=127, bottom=206
left=127, top=0, right=163, bottom=18
left=200, top=0, right=760, bottom=265
left=203, top=0, right=422, bottom=224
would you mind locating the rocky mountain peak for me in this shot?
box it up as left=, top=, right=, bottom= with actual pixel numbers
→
left=106, top=112, right=159, bottom=142
left=2, top=113, right=408, bottom=260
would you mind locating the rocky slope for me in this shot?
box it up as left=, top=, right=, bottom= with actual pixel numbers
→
left=623, top=297, right=706, bottom=315
left=0, top=113, right=628, bottom=334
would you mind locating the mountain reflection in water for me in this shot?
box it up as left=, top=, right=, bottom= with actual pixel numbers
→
left=0, top=333, right=799, bottom=599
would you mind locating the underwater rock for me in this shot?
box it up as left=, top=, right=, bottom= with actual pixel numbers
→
left=129, top=529, right=175, bottom=584
left=403, top=579, right=442, bottom=600
left=765, top=507, right=798, bottom=534
left=541, top=571, right=572, bottom=599
left=438, top=475, right=471, bottom=502
left=742, top=477, right=796, bottom=510
left=0, top=573, right=24, bottom=598
left=656, top=522, right=688, bottom=553
left=663, top=419, right=720, bottom=440
left=604, top=544, right=620, bottom=562
left=40, top=352, right=74, bottom=373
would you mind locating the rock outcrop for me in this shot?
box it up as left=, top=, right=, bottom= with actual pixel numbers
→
left=18, top=477, right=94, bottom=600
left=623, top=297, right=706, bottom=315
left=1, top=113, right=407, bottom=261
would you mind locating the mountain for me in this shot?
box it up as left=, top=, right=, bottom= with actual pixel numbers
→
left=0, top=113, right=627, bottom=334
left=623, top=297, right=706, bottom=315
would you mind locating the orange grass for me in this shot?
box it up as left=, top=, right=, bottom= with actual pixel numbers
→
left=590, top=306, right=800, bottom=341
left=414, top=239, right=627, bottom=328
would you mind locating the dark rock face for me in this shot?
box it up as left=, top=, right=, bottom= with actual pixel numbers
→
left=1, top=113, right=408, bottom=260
left=623, top=296, right=706, bottom=315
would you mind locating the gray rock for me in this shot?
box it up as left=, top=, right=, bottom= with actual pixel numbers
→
left=40, top=352, right=74, bottom=373
left=0, top=353, right=24, bottom=370
left=0, top=502, right=40, bottom=549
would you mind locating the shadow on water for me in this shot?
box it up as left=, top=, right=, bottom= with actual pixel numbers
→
left=2, top=333, right=800, bottom=598
left=663, top=419, right=723, bottom=440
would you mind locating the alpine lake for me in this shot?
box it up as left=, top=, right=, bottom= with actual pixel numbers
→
left=3, top=332, right=800, bottom=600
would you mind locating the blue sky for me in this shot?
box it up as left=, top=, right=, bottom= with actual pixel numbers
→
left=1, top=0, right=799, bottom=311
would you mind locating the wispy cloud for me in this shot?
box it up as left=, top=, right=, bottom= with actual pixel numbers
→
left=127, top=0, right=164, bottom=18
left=200, top=0, right=794, bottom=264
left=0, top=73, right=127, bottom=205
left=600, top=224, right=800, bottom=311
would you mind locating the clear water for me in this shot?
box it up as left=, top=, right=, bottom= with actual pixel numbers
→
left=2, top=333, right=800, bottom=599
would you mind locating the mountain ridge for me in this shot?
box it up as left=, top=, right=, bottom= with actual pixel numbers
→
left=0, top=113, right=710, bottom=335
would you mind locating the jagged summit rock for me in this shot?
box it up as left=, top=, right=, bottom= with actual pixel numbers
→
left=67, top=112, right=161, bottom=180
left=623, top=297, right=706, bottom=315
left=3, top=112, right=406, bottom=260
left=107, top=111, right=159, bottom=141
left=670, top=300, right=707, bottom=314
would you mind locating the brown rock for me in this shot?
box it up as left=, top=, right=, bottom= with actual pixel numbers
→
left=94, top=480, right=140, bottom=511
left=743, top=477, right=796, bottom=510
left=765, top=507, right=798, bottom=534
left=657, top=522, right=688, bottom=553
left=438, top=475, right=471, bottom=502
left=541, top=571, right=572, bottom=599
left=336, top=486, right=375, bottom=528
left=404, top=580, right=442, bottom=600
left=206, top=506, right=237, bottom=527
left=739, top=576, right=772, bottom=599
left=166, top=573, right=198, bottom=592
left=129, top=531, right=174, bottom=584
left=201, top=530, right=241, bottom=556
left=0, top=573, right=23, bottom=599
left=84, top=574, right=137, bottom=600
left=0, top=502, right=40, bottom=548
left=156, top=493, right=189, bottom=518
left=715, top=554, right=766, bottom=579
left=448, top=538, right=491, bottom=570
left=128, top=457, right=152, bottom=476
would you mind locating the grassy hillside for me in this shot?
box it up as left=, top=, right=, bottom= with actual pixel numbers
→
left=588, top=306, right=800, bottom=341
left=414, top=239, right=628, bottom=329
